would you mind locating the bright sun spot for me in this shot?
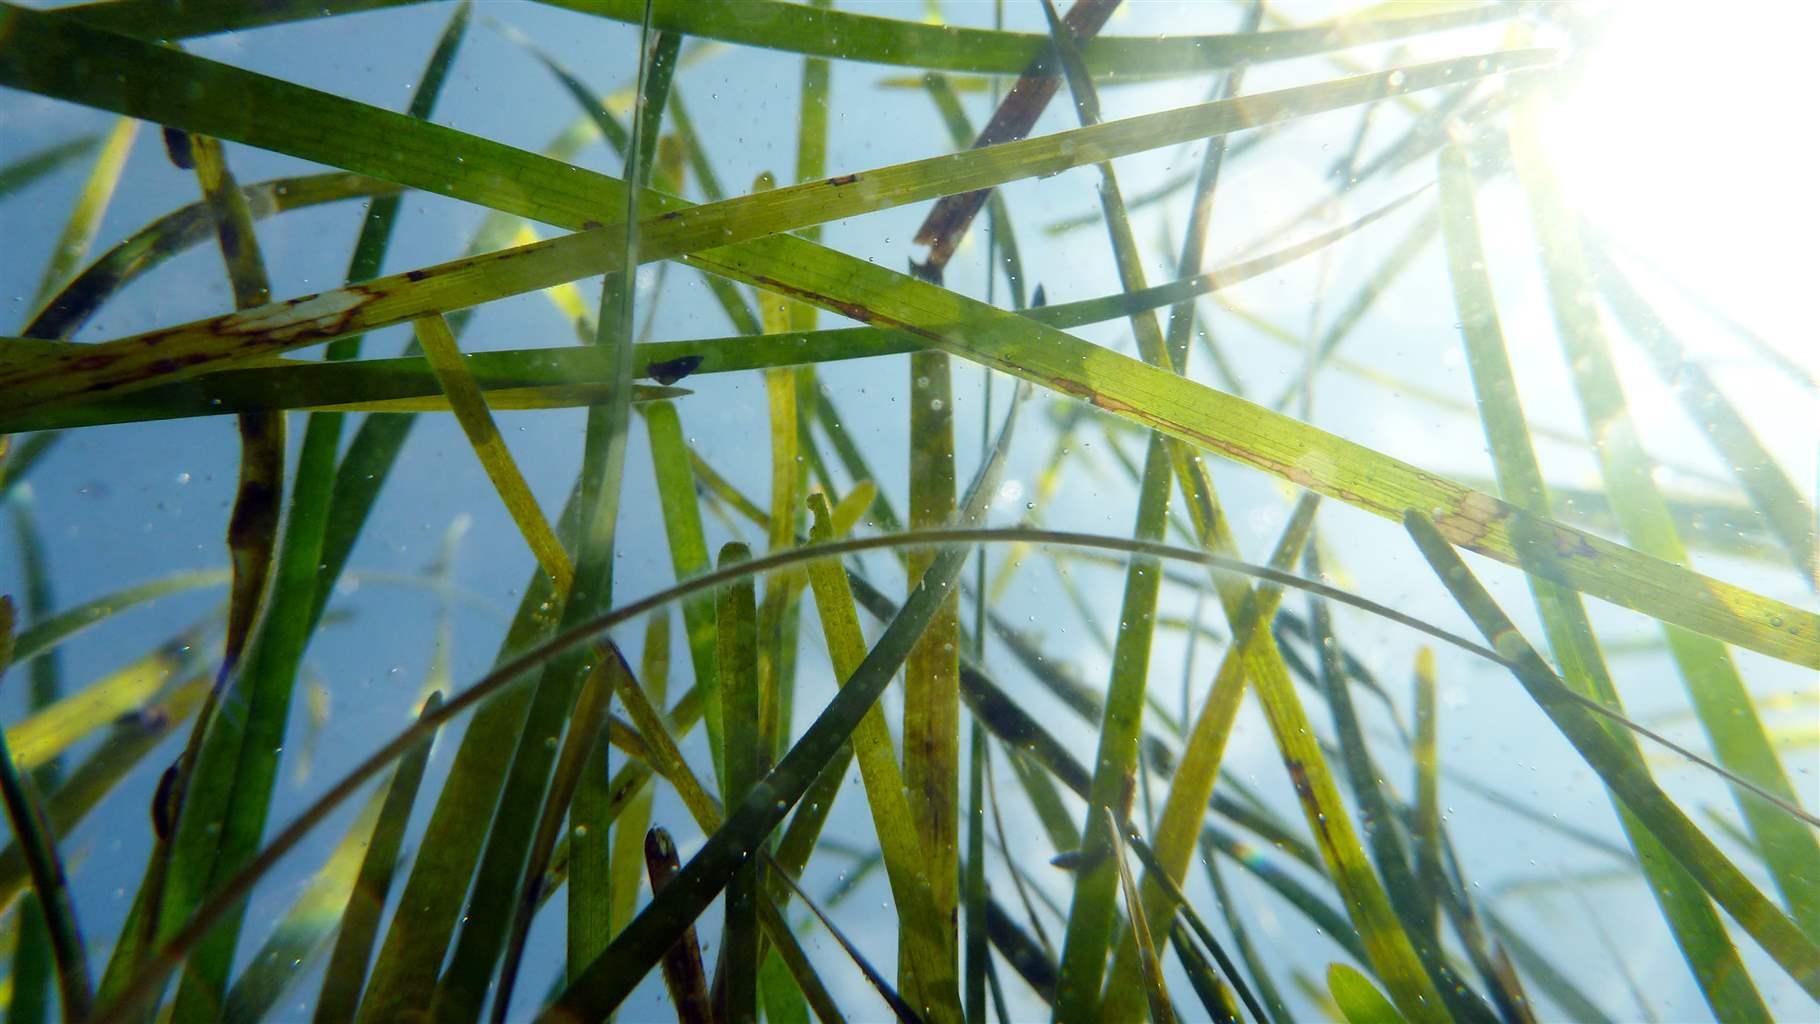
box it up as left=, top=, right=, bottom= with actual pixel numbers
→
left=1541, top=3, right=1818, bottom=482
left=1544, top=4, right=1818, bottom=353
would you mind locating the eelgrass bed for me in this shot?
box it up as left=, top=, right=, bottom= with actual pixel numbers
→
left=0, top=1, right=1816, bottom=1021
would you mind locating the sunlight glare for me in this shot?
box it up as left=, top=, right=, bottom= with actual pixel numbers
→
left=1543, top=4, right=1818, bottom=358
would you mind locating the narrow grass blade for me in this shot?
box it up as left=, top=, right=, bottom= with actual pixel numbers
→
left=313, top=694, right=442, bottom=1023
left=4, top=631, right=196, bottom=772
left=913, top=0, right=1117, bottom=276
left=804, top=493, right=958, bottom=1015
left=1303, top=544, right=1498, bottom=1024
left=142, top=130, right=287, bottom=1020
left=602, top=612, right=670, bottom=945
left=1106, top=810, right=1178, bottom=1024
left=23, top=171, right=400, bottom=343
left=717, top=541, right=761, bottom=1024
left=354, top=495, right=581, bottom=1023
left=1328, top=963, right=1407, bottom=1024
left=644, top=400, right=725, bottom=786
left=643, top=827, right=713, bottom=1024
left=415, top=313, right=573, bottom=590
left=1439, top=142, right=1768, bottom=1018
left=1510, top=100, right=1820, bottom=938
left=0, top=134, right=97, bottom=203
left=757, top=896, right=840, bottom=1024
left=768, top=852, right=922, bottom=1024
left=491, top=644, right=619, bottom=1022
left=1108, top=494, right=1317, bottom=1015
left=537, top=0, right=1516, bottom=79
left=220, top=776, right=389, bottom=1020
left=903, top=352, right=962, bottom=1021
left=1411, top=649, right=1442, bottom=941
left=28, top=116, right=135, bottom=311
left=0, top=598, right=92, bottom=1022
left=0, top=672, right=207, bottom=917
left=1402, top=510, right=1820, bottom=1001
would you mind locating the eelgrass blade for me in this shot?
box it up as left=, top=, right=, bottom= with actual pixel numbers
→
left=4, top=627, right=202, bottom=773
left=903, top=316, right=963, bottom=1024
left=555, top=0, right=1515, bottom=77
left=7, top=491, right=64, bottom=1024
left=603, top=612, right=671, bottom=946
left=414, top=313, right=573, bottom=590
left=756, top=896, right=838, bottom=1024
left=803, top=492, right=958, bottom=1015
left=918, top=71, right=1028, bottom=311
left=1509, top=100, right=1820, bottom=939
left=313, top=693, right=442, bottom=1023
left=1327, top=963, right=1407, bottom=1024
left=24, top=172, right=400, bottom=344
left=768, top=851, right=923, bottom=1024
left=1438, top=142, right=1769, bottom=1018
left=27, top=116, right=135, bottom=312
left=643, top=827, right=713, bottom=1024
left=220, top=775, right=389, bottom=1020
left=717, top=541, right=761, bottom=1024
left=1105, top=810, right=1178, bottom=1024
left=1401, top=509, right=1820, bottom=1001
left=141, top=129, right=287, bottom=1020
left=354, top=488, right=583, bottom=1023
left=0, top=597, right=92, bottom=1022
left=491, top=643, right=620, bottom=1023
left=1303, top=544, right=1501, bottom=1024
left=0, top=669, right=207, bottom=918
left=912, top=0, right=1117, bottom=276
left=1410, top=649, right=1442, bottom=941
left=0, top=134, right=97, bottom=206
left=644, top=400, right=725, bottom=787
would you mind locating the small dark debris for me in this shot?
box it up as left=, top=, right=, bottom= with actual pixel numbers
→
left=162, top=126, right=194, bottom=171
left=646, top=354, right=704, bottom=386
